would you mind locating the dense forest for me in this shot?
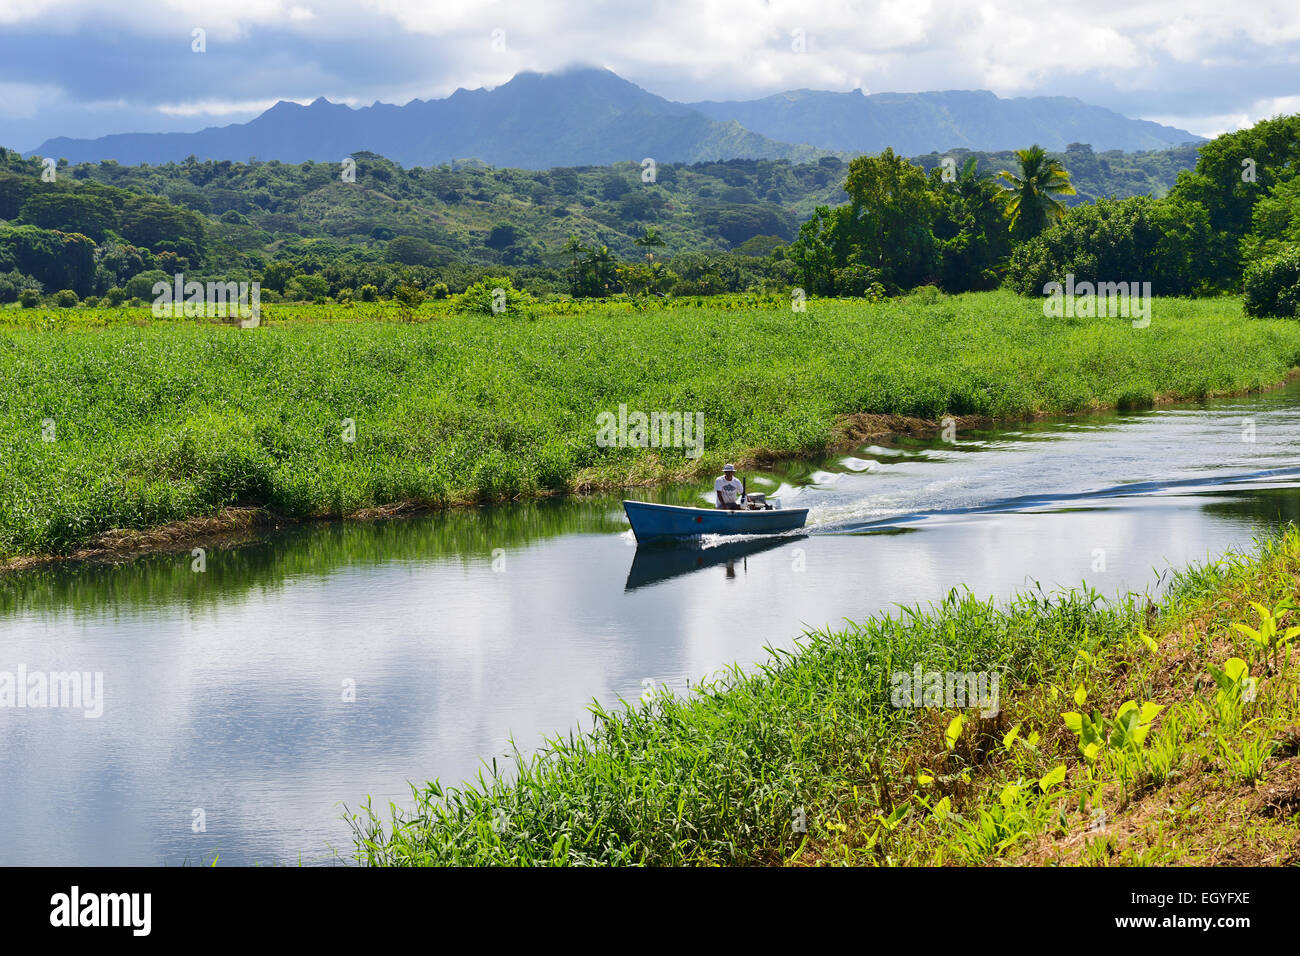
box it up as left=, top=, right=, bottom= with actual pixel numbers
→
left=0, top=140, right=1197, bottom=305
left=0, top=124, right=1295, bottom=315
left=786, top=115, right=1298, bottom=312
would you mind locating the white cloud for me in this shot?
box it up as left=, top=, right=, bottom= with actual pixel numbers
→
left=1151, top=95, right=1300, bottom=139
left=2, top=0, right=1299, bottom=140
left=156, top=96, right=292, bottom=116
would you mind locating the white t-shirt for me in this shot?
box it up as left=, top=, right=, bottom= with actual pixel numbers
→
left=714, top=475, right=743, bottom=505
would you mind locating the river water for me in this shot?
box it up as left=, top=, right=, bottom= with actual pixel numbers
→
left=3, top=383, right=1300, bottom=865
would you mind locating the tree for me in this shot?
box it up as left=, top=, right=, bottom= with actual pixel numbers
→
left=734, top=235, right=786, bottom=257
left=1005, top=195, right=1211, bottom=296
left=18, top=191, right=116, bottom=242
left=786, top=205, right=844, bottom=295
left=261, top=261, right=297, bottom=293
left=387, top=235, right=440, bottom=266
left=633, top=227, right=665, bottom=261
left=485, top=222, right=521, bottom=250
left=118, top=196, right=205, bottom=253
left=617, top=261, right=673, bottom=295
left=1243, top=245, right=1300, bottom=317
left=124, top=269, right=169, bottom=300
left=1241, top=175, right=1300, bottom=264
left=0, top=226, right=96, bottom=296
left=934, top=157, right=1012, bottom=291
left=452, top=277, right=533, bottom=315
left=841, top=148, right=940, bottom=290
left=285, top=273, right=329, bottom=301
left=787, top=149, right=939, bottom=294
left=998, top=145, right=1077, bottom=242
left=1171, top=113, right=1300, bottom=287
left=562, top=236, right=621, bottom=296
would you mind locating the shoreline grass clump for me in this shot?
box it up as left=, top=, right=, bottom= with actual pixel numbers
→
left=348, top=581, right=1144, bottom=865
left=348, top=527, right=1300, bottom=866
left=4, top=291, right=1300, bottom=562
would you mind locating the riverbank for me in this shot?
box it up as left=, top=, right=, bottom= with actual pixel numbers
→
left=348, top=527, right=1300, bottom=866
left=4, top=291, right=1300, bottom=569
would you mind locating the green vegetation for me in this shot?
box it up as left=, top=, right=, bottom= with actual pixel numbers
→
left=1244, top=246, right=1300, bottom=318
left=348, top=527, right=1300, bottom=866
left=0, top=139, right=1203, bottom=308
left=792, top=115, right=1300, bottom=307
left=4, top=292, right=1300, bottom=561
left=1007, top=196, right=1212, bottom=297
left=997, top=145, right=1077, bottom=241
left=788, top=147, right=1020, bottom=294
left=1012, top=113, right=1300, bottom=313
left=912, top=142, right=1201, bottom=205
left=4, top=116, right=1296, bottom=312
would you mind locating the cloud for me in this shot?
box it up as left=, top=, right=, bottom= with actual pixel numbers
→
left=1, top=0, right=1297, bottom=148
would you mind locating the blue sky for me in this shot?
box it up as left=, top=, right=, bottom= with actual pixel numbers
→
left=2, top=0, right=1298, bottom=151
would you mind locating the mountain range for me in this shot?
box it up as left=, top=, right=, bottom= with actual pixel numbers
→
left=29, top=67, right=1201, bottom=169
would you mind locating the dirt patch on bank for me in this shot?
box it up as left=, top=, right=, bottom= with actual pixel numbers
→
left=0, top=506, right=284, bottom=574
left=830, top=412, right=993, bottom=448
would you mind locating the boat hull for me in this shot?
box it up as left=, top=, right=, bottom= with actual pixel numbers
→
left=622, top=499, right=809, bottom=543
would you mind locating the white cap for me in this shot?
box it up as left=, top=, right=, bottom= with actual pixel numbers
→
left=723, top=464, right=735, bottom=472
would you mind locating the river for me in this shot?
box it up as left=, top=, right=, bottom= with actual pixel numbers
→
left=3, top=382, right=1300, bottom=865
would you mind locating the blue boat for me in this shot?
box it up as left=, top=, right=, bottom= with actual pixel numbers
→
left=622, top=499, right=809, bottom=544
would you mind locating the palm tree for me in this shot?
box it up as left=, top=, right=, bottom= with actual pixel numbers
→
left=998, top=146, right=1076, bottom=241
left=634, top=226, right=665, bottom=262
left=586, top=244, right=618, bottom=291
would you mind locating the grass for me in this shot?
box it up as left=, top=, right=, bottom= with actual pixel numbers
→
left=346, top=527, right=1300, bottom=866
left=820, top=529, right=1300, bottom=867
left=3, top=290, right=1300, bottom=560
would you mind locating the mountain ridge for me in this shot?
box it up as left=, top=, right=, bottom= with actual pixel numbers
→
left=29, top=68, right=1202, bottom=169
left=685, top=87, right=1200, bottom=154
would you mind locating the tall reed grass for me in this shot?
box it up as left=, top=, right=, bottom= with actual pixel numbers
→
left=3, top=292, right=1297, bottom=559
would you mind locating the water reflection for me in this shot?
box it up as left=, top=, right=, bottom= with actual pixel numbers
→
left=4, top=381, right=1300, bottom=865
left=625, top=535, right=807, bottom=591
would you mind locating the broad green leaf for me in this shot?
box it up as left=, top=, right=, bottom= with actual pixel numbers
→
left=1223, top=657, right=1249, bottom=681
left=1231, top=622, right=1262, bottom=642
left=885, top=803, right=910, bottom=827
left=1039, top=765, right=1067, bottom=792
left=945, top=713, right=965, bottom=750
left=1207, top=664, right=1233, bottom=692
left=932, top=796, right=951, bottom=820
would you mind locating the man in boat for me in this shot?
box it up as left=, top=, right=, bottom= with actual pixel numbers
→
left=715, top=464, right=745, bottom=510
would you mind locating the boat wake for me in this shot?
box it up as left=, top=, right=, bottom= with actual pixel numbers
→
left=817, top=465, right=1300, bottom=535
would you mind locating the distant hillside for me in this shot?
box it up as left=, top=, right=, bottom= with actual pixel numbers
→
left=910, top=143, right=1203, bottom=204
left=688, top=88, right=1202, bottom=154
left=30, top=68, right=1200, bottom=170
left=13, top=144, right=1195, bottom=273
left=0, top=139, right=1205, bottom=302
left=31, top=69, right=830, bottom=169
